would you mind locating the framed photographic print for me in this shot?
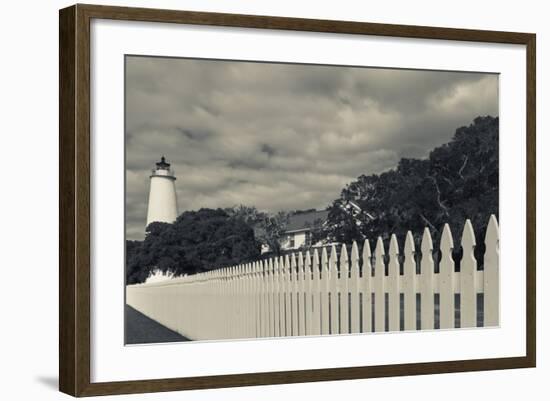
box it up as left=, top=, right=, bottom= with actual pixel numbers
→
left=59, top=4, right=536, bottom=397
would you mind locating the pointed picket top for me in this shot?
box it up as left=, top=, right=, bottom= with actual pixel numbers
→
left=362, top=239, right=372, bottom=277
left=388, top=234, right=399, bottom=274
left=389, top=234, right=399, bottom=256
left=402, top=230, right=416, bottom=330
left=404, top=231, right=415, bottom=255
left=274, top=257, right=279, bottom=275
left=374, top=237, right=385, bottom=276
left=362, top=239, right=372, bottom=260
left=484, top=215, right=499, bottom=262
left=439, top=223, right=454, bottom=275
left=291, top=252, right=297, bottom=271
left=340, top=244, right=350, bottom=275
left=321, top=246, right=329, bottom=272
left=327, top=244, right=338, bottom=279
left=461, top=219, right=477, bottom=327
left=298, top=255, right=304, bottom=279
left=485, top=214, right=499, bottom=249
left=375, top=236, right=385, bottom=260
left=295, top=251, right=303, bottom=274
left=285, top=254, right=291, bottom=277
left=421, top=227, right=434, bottom=256
left=461, top=218, right=476, bottom=250
left=311, top=249, right=319, bottom=277
left=350, top=241, right=360, bottom=275
left=484, top=214, right=499, bottom=326
left=330, top=243, right=338, bottom=265
left=301, top=250, right=308, bottom=275
left=440, top=223, right=454, bottom=252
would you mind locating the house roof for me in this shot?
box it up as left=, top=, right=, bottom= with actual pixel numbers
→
left=285, top=210, right=329, bottom=233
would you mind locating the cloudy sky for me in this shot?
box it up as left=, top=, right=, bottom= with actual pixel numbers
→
left=125, top=56, right=498, bottom=240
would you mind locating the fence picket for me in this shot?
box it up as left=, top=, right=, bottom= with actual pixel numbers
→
left=284, top=254, right=292, bottom=336
left=272, top=258, right=280, bottom=337
left=374, top=237, right=385, bottom=332
left=260, top=260, right=271, bottom=337
left=420, top=228, right=434, bottom=330
left=296, top=252, right=306, bottom=336
left=329, top=245, right=339, bottom=334
left=484, top=215, right=499, bottom=326
left=361, top=240, right=372, bottom=333
left=402, top=231, right=416, bottom=331
left=255, top=264, right=262, bottom=337
left=311, top=249, right=322, bottom=335
left=290, top=252, right=300, bottom=336
left=460, top=219, right=477, bottom=328
left=290, top=253, right=298, bottom=336
left=439, top=224, right=455, bottom=329
left=278, top=256, right=287, bottom=336
left=299, top=250, right=315, bottom=336
left=339, top=244, right=350, bottom=334
left=349, top=241, right=361, bottom=334
left=321, top=247, right=330, bottom=335
left=387, top=234, right=400, bottom=332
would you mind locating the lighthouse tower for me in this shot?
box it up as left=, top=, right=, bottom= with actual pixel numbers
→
left=146, top=156, right=178, bottom=228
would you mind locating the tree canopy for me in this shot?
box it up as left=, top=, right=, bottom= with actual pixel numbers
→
left=318, top=116, right=499, bottom=257
left=224, top=205, right=291, bottom=256
left=126, top=208, right=260, bottom=284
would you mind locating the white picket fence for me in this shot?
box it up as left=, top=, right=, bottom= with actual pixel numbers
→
left=126, top=216, right=499, bottom=341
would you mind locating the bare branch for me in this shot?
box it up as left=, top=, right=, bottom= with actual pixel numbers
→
left=458, top=155, right=469, bottom=179
left=419, top=213, right=436, bottom=231
left=428, top=175, right=450, bottom=217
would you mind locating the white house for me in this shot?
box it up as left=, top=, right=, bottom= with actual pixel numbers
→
left=256, top=210, right=330, bottom=254
left=279, top=210, right=329, bottom=251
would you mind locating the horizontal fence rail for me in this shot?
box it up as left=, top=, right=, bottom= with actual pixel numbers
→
left=126, top=216, right=499, bottom=341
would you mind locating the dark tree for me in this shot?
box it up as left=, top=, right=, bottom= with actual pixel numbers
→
left=321, top=116, right=499, bottom=260
left=125, top=208, right=260, bottom=283
left=225, top=205, right=290, bottom=256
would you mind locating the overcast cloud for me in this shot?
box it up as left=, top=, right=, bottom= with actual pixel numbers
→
left=125, top=56, right=498, bottom=240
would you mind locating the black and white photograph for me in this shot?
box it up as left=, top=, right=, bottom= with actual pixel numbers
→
left=124, top=55, right=500, bottom=344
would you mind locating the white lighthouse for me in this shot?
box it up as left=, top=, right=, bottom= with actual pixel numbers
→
left=146, top=156, right=178, bottom=228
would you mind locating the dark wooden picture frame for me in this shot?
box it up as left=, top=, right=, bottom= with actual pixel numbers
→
left=59, top=3, right=536, bottom=397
